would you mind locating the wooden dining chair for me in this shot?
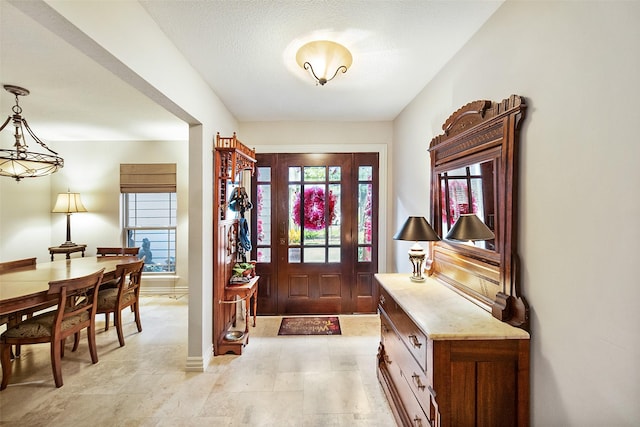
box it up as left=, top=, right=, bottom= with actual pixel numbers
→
left=96, top=247, right=140, bottom=257
left=0, top=268, right=105, bottom=390
left=95, top=259, right=144, bottom=347
left=0, top=257, right=38, bottom=358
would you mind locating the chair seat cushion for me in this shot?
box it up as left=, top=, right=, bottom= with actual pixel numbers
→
left=1, top=310, right=89, bottom=339
left=96, top=288, right=135, bottom=310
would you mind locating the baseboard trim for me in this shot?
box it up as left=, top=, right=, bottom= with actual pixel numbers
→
left=185, top=345, right=214, bottom=372
left=140, top=286, right=188, bottom=296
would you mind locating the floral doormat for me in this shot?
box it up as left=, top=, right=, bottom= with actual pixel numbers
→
left=278, top=316, right=341, bottom=336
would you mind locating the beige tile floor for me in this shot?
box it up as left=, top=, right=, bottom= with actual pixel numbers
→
left=0, top=296, right=395, bottom=426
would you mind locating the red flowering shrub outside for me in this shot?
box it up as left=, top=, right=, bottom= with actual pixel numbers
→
left=293, top=186, right=337, bottom=231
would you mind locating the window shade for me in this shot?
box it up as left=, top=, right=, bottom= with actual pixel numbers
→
left=120, top=163, right=176, bottom=193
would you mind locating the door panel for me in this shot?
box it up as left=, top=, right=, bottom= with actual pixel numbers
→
left=253, top=152, right=378, bottom=315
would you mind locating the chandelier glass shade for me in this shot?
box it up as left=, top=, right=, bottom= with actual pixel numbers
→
left=0, top=85, right=64, bottom=181
left=296, top=40, right=353, bottom=86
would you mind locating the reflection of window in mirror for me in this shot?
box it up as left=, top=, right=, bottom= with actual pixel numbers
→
left=440, top=159, right=496, bottom=251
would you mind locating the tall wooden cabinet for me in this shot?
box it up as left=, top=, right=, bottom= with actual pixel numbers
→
left=213, top=133, right=256, bottom=356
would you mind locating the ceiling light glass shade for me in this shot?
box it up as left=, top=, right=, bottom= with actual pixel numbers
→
left=446, top=214, right=495, bottom=242
left=296, top=40, right=353, bottom=86
left=0, top=85, right=64, bottom=181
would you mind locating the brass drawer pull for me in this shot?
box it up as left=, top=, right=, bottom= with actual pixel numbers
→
left=412, top=373, right=426, bottom=390
left=413, top=415, right=424, bottom=426
left=409, top=334, right=422, bottom=348
left=380, top=295, right=386, bottom=305
left=384, top=354, right=392, bottom=365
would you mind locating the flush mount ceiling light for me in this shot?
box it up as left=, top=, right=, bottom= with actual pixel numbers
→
left=296, top=40, right=353, bottom=86
left=0, top=85, right=64, bottom=181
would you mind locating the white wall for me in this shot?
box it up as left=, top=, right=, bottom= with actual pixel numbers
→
left=393, top=1, right=640, bottom=425
left=0, top=175, right=52, bottom=261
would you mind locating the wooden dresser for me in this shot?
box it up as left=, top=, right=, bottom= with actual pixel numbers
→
left=376, top=274, right=529, bottom=427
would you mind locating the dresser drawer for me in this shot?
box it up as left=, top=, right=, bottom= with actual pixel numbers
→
left=381, top=310, right=434, bottom=410
left=379, top=285, right=429, bottom=371
left=381, top=311, right=432, bottom=426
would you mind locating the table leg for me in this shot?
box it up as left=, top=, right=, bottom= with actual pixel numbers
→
left=244, top=298, right=249, bottom=334
left=252, top=288, right=257, bottom=327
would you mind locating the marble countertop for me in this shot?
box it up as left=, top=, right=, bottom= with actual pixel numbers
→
left=376, top=273, right=530, bottom=340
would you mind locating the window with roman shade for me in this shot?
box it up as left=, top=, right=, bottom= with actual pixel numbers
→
left=120, top=163, right=176, bottom=193
left=120, top=163, right=177, bottom=273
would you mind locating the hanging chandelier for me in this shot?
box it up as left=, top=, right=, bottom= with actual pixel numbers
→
left=296, top=40, right=353, bottom=86
left=0, top=85, right=64, bottom=181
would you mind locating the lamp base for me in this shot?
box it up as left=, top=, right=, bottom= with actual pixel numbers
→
left=408, top=244, right=427, bottom=283
left=59, top=241, right=78, bottom=247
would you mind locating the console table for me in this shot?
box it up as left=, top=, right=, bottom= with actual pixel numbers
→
left=225, top=275, right=259, bottom=334
left=48, top=244, right=87, bottom=261
left=217, top=275, right=259, bottom=355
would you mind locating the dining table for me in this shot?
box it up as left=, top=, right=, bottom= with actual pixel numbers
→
left=0, top=256, right=140, bottom=316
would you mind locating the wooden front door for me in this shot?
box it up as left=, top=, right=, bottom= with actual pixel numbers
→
left=252, top=153, right=379, bottom=315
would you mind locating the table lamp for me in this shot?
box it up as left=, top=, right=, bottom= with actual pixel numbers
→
left=446, top=213, right=494, bottom=243
left=394, top=216, right=440, bottom=282
left=52, top=191, right=87, bottom=247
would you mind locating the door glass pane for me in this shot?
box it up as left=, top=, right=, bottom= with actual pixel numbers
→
left=304, top=227, right=326, bottom=246
left=303, top=166, right=325, bottom=182
left=358, top=183, right=372, bottom=245
left=288, top=248, right=301, bottom=263
left=257, top=166, right=271, bottom=182
left=288, top=184, right=301, bottom=244
left=358, top=246, right=372, bottom=262
left=328, top=184, right=340, bottom=226
left=257, top=247, right=271, bottom=263
left=328, top=247, right=341, bottom=263
left=257, top=184, right=271, bottom=245
left=328, top=224, right=341, bottom=245
left=329, top=166, right=341, bottom=181
left=304, top=247, right=325, bottom=263
left=289, top=167, right=301, bottom=181
left=358, top=166, right=372, bottom=181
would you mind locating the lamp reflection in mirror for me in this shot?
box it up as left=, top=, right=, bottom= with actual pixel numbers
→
left=52, top=191, right=87, bottom=247
left=296, top=40, right=353, bottom=86
left=394, top=216, right=440, bottom=282
left=446, top=213, right=494, bottom=244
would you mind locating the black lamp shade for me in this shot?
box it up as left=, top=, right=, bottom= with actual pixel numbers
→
left=394, top=216, right=440, bottom=242
left=446, top=214, right=494, bottom=241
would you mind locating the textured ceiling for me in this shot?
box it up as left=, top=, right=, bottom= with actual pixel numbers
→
left=1, top=0, right=503, bottom=141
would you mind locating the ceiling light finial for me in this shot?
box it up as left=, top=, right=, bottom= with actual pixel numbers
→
left=296, top=40, right=353, bottom=86
left=0, top=85, right=64, bottom=181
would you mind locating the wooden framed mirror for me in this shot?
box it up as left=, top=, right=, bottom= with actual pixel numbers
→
left=429, top=95, right=529, bottom=330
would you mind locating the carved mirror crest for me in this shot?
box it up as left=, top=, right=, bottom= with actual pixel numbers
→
left=429, top=95, right=529, bottom=330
